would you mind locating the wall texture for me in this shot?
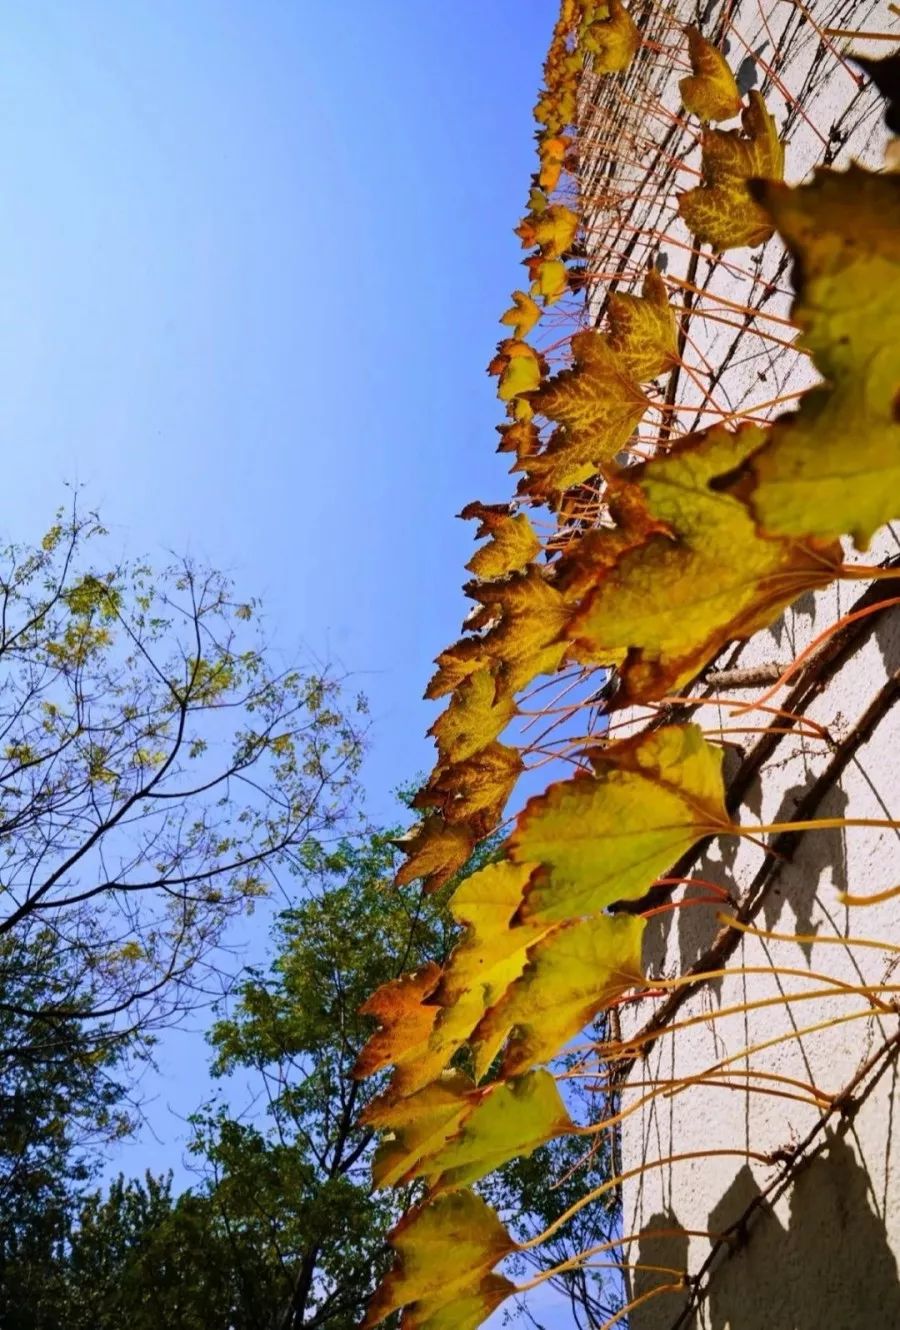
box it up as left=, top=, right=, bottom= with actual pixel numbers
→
left=577, top=4, right=900, bottom=1326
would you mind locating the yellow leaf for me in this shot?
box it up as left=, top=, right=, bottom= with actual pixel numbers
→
left=354, top=963, right=442, bottom=1081
left=403, top=1277, right=514, bottom=1330
left=520, top=333, right=648, bottom=500
left=403, top=1069, right=574, bottom=1193
left=366, top=1071, right=474, bottom=1189
left=679, top=26, right=742, bottom=122
left=538, top=134, right=570, bottom=191
left=462, top=502, right=542, bottom=580
left=487, top=338, right=544, bottom=402
left=581, top=0, right=640, bottom=73
left=509, top=724, right=733, bottom=921
left=394, top=816, right=474, bottom=893
left=499, top=289, right=542, bottom=340
left=568, top=423, right=842, bottom=701
left=471, top=913, right=645, bottom=1078
left=462, top=564, right=571, bottom=694
left=416, top=742, right=522, bottom=840
left=363, top=1190, right=516, bottom=1329
left=742, top=167, right=900, bottom=548
left=517, top=202, right=580, bottom=258
left=528, top=256, right=570, bottom=305
left=429, top=669, right=516, bottom=765
left=605, top=268, right=678, bottom=381
left=496, top=419, right=541, bottom=460
left=425, top=638, right=487, bottom=701
left=678, top=91, right=784, bottom=249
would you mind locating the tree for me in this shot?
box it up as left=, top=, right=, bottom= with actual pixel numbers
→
left=0, top=503, right=366, bottom=1075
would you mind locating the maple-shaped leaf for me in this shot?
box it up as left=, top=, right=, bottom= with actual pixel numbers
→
left=354, top=963, right=442, bottom=1081
left=538, top=134, right=571, bottom=191
left=401, top=1069, right=574, bottom=1193
left=462, top=502, right=542, bottom=580
left=553, top=483, right=671, bottom=603
left=496, top=419, right=541, bottom=459
left=394, top=816, right=474, bottom=893
left=471, top=912, right=645, bottom=1078
left=741, top=167, right=900, bottom=549
left=679, top=25, right=742, bottom=122
left=499, top=289, right=542, bottom=341
left=425, top=638, right=488, bottom=701
left=534, top=82, right=577, bottom=135
left=678, top=91, right=784, bottom=249
left=526, top=184, right=549, bottom=215
left=516, top=202, right=580, bottom=258
left=416, top=742, right=522, bottom=840
left=509, top=724, right=732, bottom=921
left=606, top=268, right=678, bottom=381
left=521, top=333, right=648, bottom=499
left=487, top=338, right=545, bottom=402
left=462, top=564, right=571, bottom=694
left=423, top=862, right=549, bottom=1086
left=568, top=423, right=842, bottom=701
left=527, top=255, right=570, bottom=305
left=581, top=0, right=640, bottom=73
left=367, top=1071, right=474, bottom=1190
left=363, top=1190, right=516, bottom=1329
left=429, top=669, right=516, bottom=765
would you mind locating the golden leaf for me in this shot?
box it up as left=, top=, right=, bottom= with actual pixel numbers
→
left=496, top=419, right=541, bottom=459
left=499, top=289, right=542, bottom=340
left=354, top=963, right=442, bottom=1081
left=402, top=1069, right=574, bottom=1193
left=678, top=91, right=784, bottom=249
left=606, top=268, right=678, bottom=381
left=366, top=1071, right=473, bottom=1189
left=517, top=202, right=580, bottom=258
left=416, top=742, right=522, bottom=840
left=527, top=255, right=570, bottom=305
left=429, top=669, right=516, bottom=765
left=520, top=333, right=648, bottom=499
left=568, top=423, right=842, bottom=701
left=462, top=502, right=542, bottom=580
left=679, top=25, right=742, bottom=122
left=394, top=816, right=475, bottom=893
left=463, top=564, right=571, bottom=694
left=509, top=724, right=732, bottom=921
left=425, top=638, right=487, bottom=701
left=363, top=1190, right=516, bottom=1329
left=471, top=913, right=645, bottom=1078
left=538, top=134, right=570, bottom=191
left=743, top=167, right=900, bottom=548
left=581, top=0, right=640, bottom=73
left=487, top=338, right=545, bottom=402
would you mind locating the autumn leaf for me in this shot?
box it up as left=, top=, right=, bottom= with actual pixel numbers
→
left=461, top=564, right=571, bottom=694
left=363, top=1190, right=516, bottom=1330
left=429, top=669, right=516, bottom=766
left=354, top=963, right=442, bottom=1081
left=366, top=1071, right=473, bottom=1189
left=415, top=742, right=522, bottom=840
left=605, top=268, right=678, bottom=381
left=678, top=91, right=784, bottom=249
left=472, top=912, right=645, bottom=1078
left=516, top=202, right=580, bottom=258
left=496, top=419, right=541, bottom=460
left=520, top=333, right=648, bottom=499
left=394, top=816, right=475, bottom=893
left=527, top=255, right=570, bottom=305
left=425, top=638, right=488, bottom=701
left=487, top=338, right=545, bottom=402
left=581, top=0, right=640, bottom=73
left=462, top=502, right=542, bottom=580
left=679, top=26, right=742, bottom=122
left=741, top=167, right=900, bottom=548
left=567, top=423, right=842, bottom=701
left=538, top=134, right=571, bottom=191
left=403, top=1070, right=574, bottom=1193
left=509, top=724, right=732, bottom=921
left=499, top=289, right=542, bottom=340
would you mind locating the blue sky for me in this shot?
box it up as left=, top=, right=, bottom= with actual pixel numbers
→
left=0, top=0, right=560, bottom=1173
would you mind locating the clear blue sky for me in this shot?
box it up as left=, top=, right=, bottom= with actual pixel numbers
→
left=0, top=0, right=560, bottom=1180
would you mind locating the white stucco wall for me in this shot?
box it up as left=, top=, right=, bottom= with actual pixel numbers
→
left=577, top=4, right=900, bottom=1325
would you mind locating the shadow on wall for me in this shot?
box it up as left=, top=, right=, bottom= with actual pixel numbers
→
left=631, top=1130, right=900, bottom=1329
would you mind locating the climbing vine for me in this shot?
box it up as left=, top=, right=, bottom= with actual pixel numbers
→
left=355, top=4, right=900, bottom=1327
